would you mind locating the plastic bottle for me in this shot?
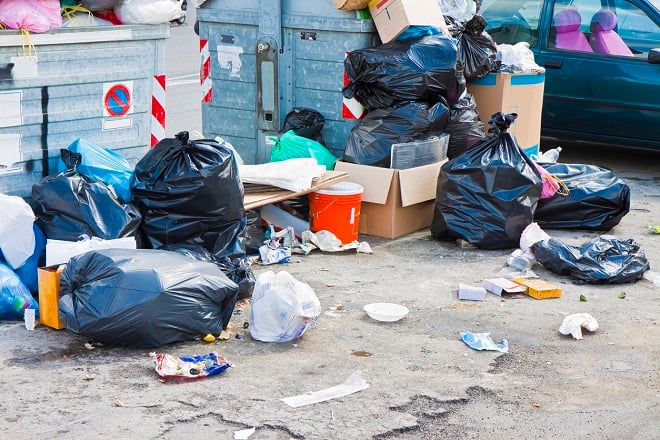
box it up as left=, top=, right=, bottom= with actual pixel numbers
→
left=538, top=146, right=562, bottom=163
left=24, top=308, right=36, bottom=331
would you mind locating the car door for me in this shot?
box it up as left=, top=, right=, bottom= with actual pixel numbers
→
left=536, top=0, right=660, bottom=148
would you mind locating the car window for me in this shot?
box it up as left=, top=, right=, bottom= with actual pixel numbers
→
left=550, top=0, right=660, bottom=56
left=480, top=0, right=544, bottom=46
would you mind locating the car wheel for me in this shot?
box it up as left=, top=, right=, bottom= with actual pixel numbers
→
left=194, top=19, right=199, bottom=35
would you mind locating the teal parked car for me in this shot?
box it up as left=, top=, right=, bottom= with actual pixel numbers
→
left=480, top=0, right=660, bottom=150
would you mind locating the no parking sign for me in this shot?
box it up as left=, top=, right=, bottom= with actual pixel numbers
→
left=102, top=81, right=133, bottom=117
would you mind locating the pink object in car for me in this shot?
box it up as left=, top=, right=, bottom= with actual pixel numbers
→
left=553, top=9, right=593, bottom=52
left=590, top=9, right=634, bottom=56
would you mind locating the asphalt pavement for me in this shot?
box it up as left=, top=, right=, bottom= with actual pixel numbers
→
left=1, top=9, right=659, bottom=439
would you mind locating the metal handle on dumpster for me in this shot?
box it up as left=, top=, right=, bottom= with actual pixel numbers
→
left=256, top=37, right=279, bottom=133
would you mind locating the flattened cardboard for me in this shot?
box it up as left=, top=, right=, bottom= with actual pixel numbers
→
left=466, top=70, right=545, bottom=155
left=333, top=160, right=445, bottom=239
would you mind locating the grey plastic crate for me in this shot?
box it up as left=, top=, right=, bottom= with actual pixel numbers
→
left=198, top=0, right=377, bottom=164
left=0, top=25, right=168, bottom=198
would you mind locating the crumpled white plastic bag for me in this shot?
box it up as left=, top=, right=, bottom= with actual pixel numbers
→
left=115, top=0, right=184, bottom=24
left=249, top=271, right=321, bottom=342
left=559, top=313, right=598, bottom=340
left=0, top=194, right=36, bottom=269
left=496, top=42, right=542, bottom=72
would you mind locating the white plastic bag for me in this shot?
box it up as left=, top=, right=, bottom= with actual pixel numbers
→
left=0, top=194, right=36, bottom=269
left=115, top=0, right=184, bottom=24
left=249, top=271, right=321, bottom=342
left=496, top=42, right=542, bottom=72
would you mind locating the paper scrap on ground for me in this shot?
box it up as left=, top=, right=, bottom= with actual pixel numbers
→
left=239, top=158, right=325, bottom=192
left=460, top=331, right=509, bottom=353
left=281, top=370, right=369, bottom=408
left=302, top=230, right=372, bottom=253
left=233, top=427, right=255, bottom=439
left=558, top=313, right=598, bottom=340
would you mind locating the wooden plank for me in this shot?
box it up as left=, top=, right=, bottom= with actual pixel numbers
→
left=243, top=170, right=349, bottom=210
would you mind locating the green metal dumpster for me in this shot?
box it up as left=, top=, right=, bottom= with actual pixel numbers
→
left=197, top=0, right=377, bottom=164
left=0, top=24, right=169, bottom=198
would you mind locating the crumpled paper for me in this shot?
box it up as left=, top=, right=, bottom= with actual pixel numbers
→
left=558, top=313, right=598, bottom=340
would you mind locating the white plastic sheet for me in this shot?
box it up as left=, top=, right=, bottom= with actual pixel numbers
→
left=0, top=194, right=36, bottom=269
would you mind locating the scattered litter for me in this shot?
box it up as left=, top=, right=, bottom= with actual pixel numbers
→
left=532, top=403, right=541, bottom=408
left=496, top=264, right=539, bottom=280
left=460, top=331, right=509, bottom=353
left=84, top=343, right=95, bottom=350
left=558, top=313, right=598, bottom=340
left=458, top=282, right=486, bottom=301
left=579, top=294, right=587, bottom=302
left=258, top=237, right=292, bottom=265
left=84, top=374, right=95, bottom=381
left=618, top=292, right=626, bottom=299
left=24, top=308, right=36, bottom=331
left=512, top=278, right=562, bottom=299
left=506, top=248, right=536, bottom=271
left=363, top=303, right=409, bottom=322
left=352, top=351, right=372, bottom=357
left=152, top=352, right=232, bottom=381
left=302, top=230, right=371, bottom=253
left=218, top=330, right=230, bottom=341
left=112, top=396, right=128, bottom=407
left=281, top=370, right=369, bottom=408
left=482, top=278, right=526, bottom=296
left=648, top=224, right=660, bottom=234
left=202, top=333, right=216, bottom=343
left=234, top=427, right=256, bottom=440
left=643, top=271, right=660, bottom=286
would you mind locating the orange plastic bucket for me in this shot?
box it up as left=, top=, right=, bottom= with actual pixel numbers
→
left=309, top=182, right=363, bottom=244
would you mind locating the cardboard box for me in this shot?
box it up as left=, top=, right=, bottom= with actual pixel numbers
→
left=466, top=70, right=545, bottom=159
left=37, top=265, right=66, bottom=329
left=482, top=278, right=527, bottom=296
left=368, top=0, right=448, bottom=43
left=333, top=160, right=445, bottom=239
left=458, top=283, right=486, bottom=301
left=512, top=278, right=562, bottom=300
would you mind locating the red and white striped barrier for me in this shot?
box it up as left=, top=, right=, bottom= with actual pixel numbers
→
left=342, top=52, right=366, bottom=120
left=151, top=74, right=166, bottom=147
left=200, top=38, right=212, bottom=103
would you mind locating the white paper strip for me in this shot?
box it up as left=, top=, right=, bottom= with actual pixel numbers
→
left=281, top=370, right=369, bottom=408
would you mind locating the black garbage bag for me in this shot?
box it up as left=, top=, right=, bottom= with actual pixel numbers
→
left=32, top=171, right=142, bottom=241
left=343, top=34, right=464, bottom=110
left=343, top=100, right=450, bottom=167
left=159, top=243, right=256, bottom=300
left=532, top=236, right=649, bottom=284
left=431, top=113, right=543, bottom=249
left=534, top=163, right=630, bottom=230
left=243, top=209, right=266, bottom=255
left=453, top=15, right=497, bottom=80
left=59, top=248, right=238, bottom=347
left=446, top=92, right=486, bottom=159
left=282, top=107, right=325, bottom=144
left=131, top=131, right=246, bottom=259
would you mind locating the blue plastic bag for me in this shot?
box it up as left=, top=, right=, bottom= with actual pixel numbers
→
left=57, top=138, right=134, bottom=203
left=0, top=263, right=39, bottom=320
